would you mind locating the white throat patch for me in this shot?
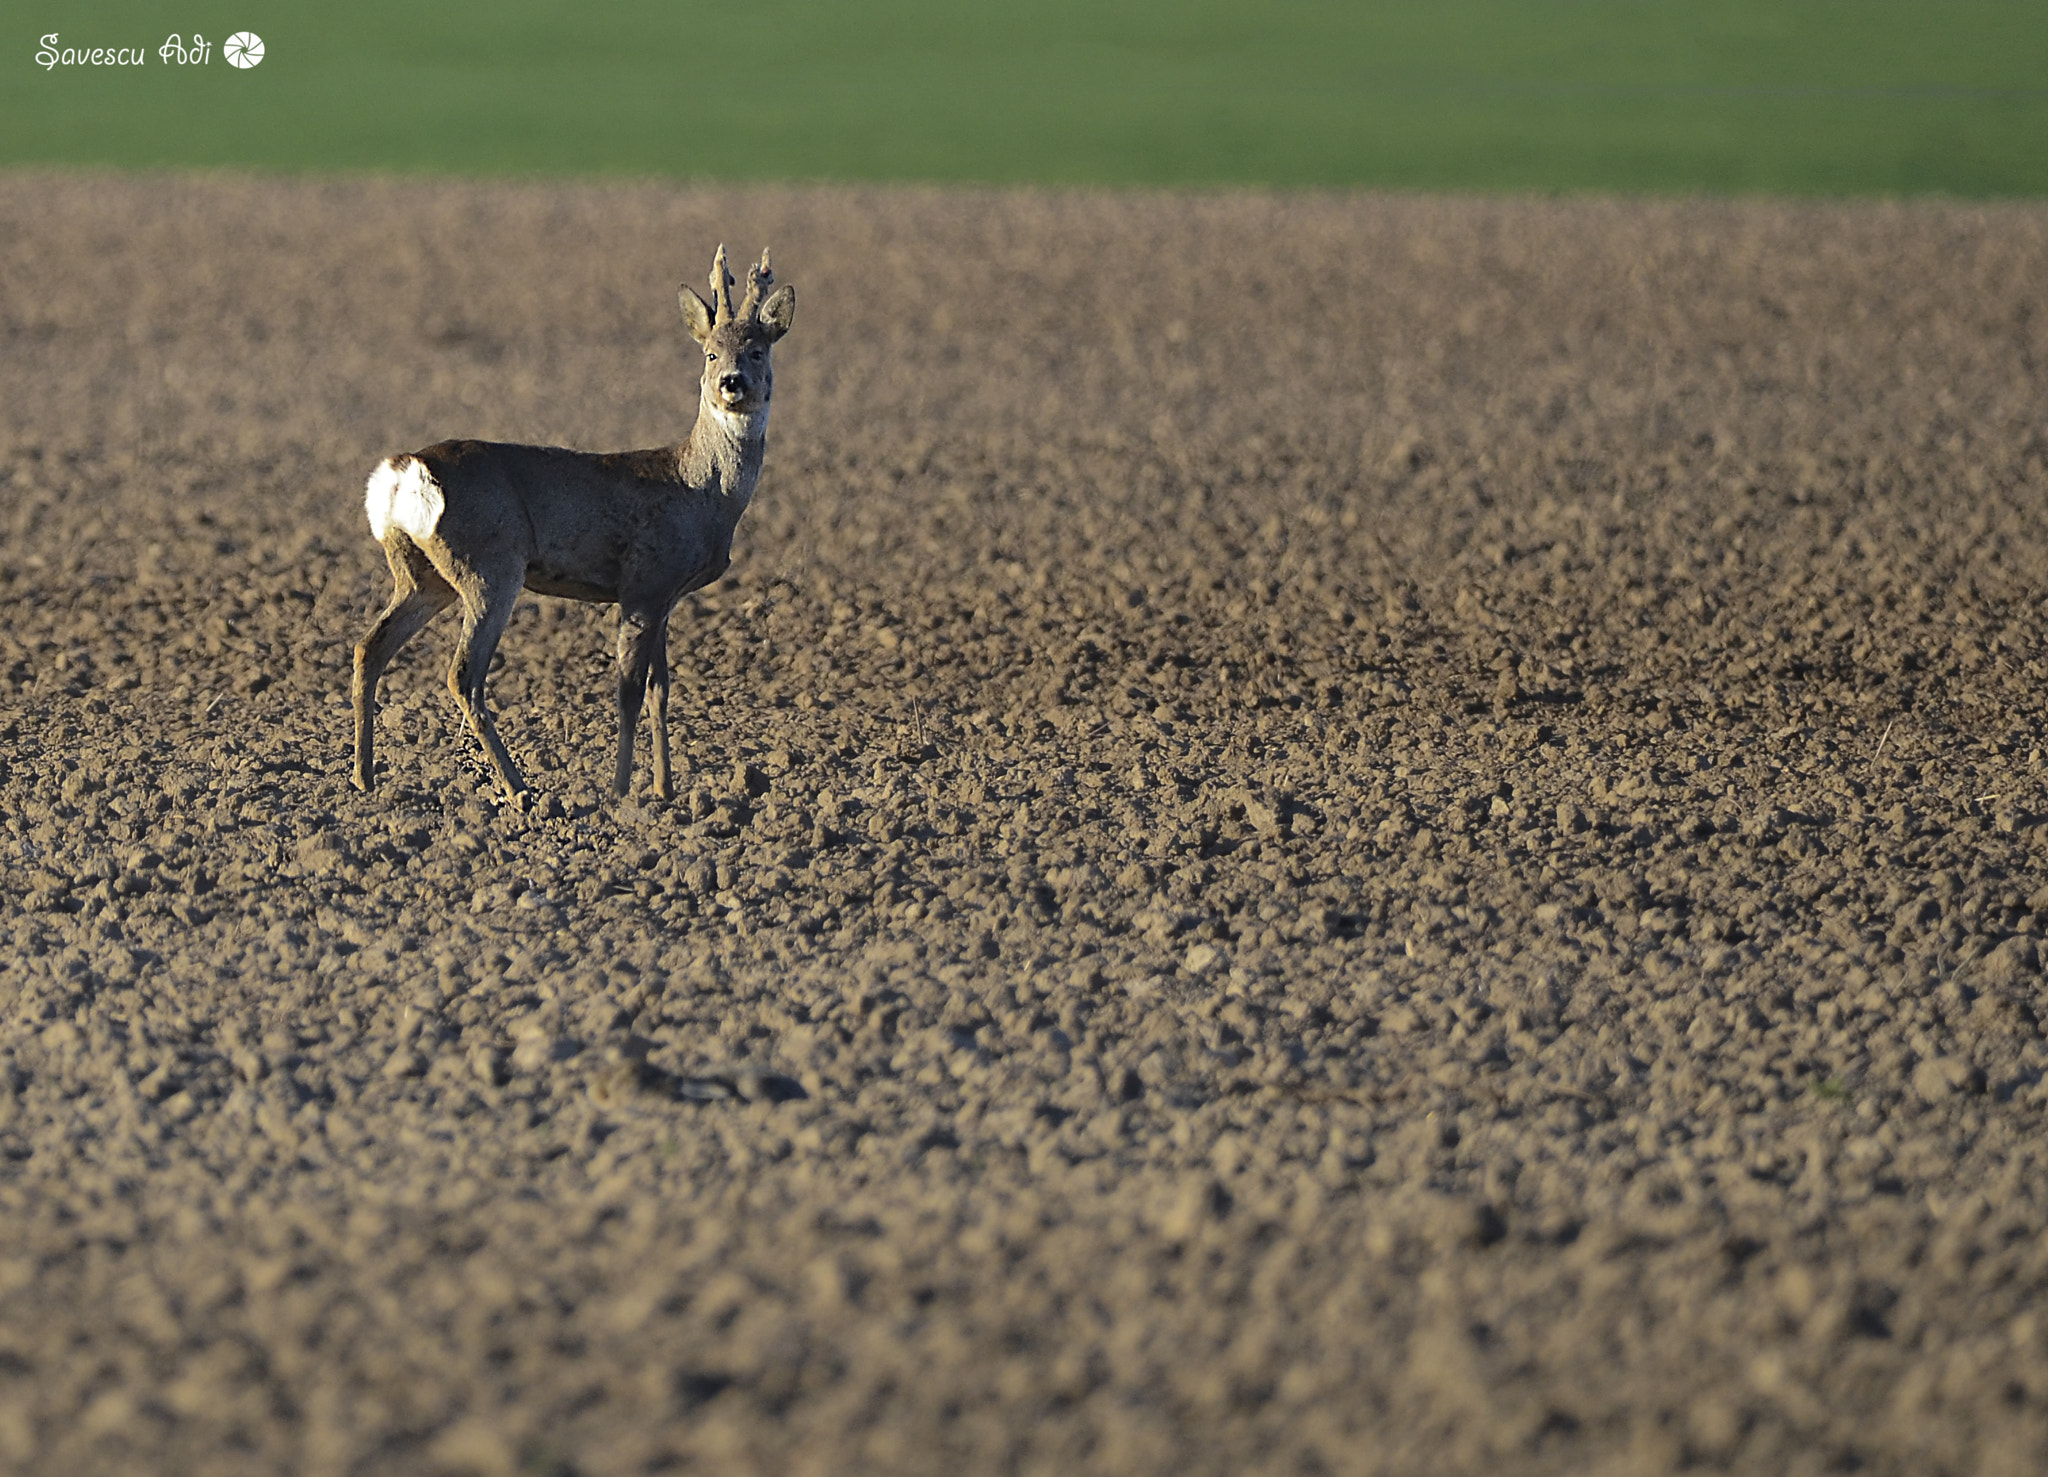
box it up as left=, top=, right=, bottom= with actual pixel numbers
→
left=710, top=404, right=767, bottom=438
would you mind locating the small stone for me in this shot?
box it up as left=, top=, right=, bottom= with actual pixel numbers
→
left=1183, top=943, right=1223, bottom=976
left=382, top=1048, right=427, bottom=1079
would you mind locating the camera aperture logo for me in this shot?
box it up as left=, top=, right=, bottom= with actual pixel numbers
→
left=35, top=32, right=265, bottom=71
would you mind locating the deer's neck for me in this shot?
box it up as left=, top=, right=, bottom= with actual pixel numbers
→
left=681, top=396, right=768, bottom=515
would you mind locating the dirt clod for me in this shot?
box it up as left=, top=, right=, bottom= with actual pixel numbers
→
left=1912, top=1055, right=1986, bottom=1103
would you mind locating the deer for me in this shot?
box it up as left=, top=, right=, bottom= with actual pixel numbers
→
left=351, top=245, right=795, bottom=805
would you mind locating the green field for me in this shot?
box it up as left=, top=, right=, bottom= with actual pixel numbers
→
left=13, top=1, right=2048, bottom=194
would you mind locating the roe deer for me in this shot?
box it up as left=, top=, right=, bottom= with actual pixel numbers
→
left=352, top=245, right=795, bottom=804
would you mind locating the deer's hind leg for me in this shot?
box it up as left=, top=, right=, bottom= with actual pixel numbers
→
left=447, top=574, right=528, bottom=803
left=353, top=535, right=455, bottom=792
left=613, top=609, right=667, bottom=800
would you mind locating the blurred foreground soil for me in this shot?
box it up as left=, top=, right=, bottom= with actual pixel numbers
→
left=3, top=175, right=2048, bottom=1475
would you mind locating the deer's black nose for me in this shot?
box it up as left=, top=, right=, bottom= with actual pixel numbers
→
left=718, top=373, right=745, bottom=396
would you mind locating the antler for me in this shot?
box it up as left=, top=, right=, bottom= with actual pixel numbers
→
left=737, top=248, right=773, bottom=323
left=710, top=244, right=736, bottom=325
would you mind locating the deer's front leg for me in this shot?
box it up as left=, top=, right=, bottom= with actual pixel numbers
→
left=647, top=618, right=674, bottom=801
left=613, top=613, right=662, bottom=799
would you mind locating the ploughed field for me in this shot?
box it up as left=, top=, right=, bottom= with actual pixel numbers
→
left=3, top=175, right=2048, bottom=1476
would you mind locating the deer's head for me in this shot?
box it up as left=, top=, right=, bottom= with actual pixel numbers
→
left=680, top=245, right=795, bottom=421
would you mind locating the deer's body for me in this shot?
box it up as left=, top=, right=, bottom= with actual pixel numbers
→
left=366, top=433, right=757, bottom=607
left=351, top=247, right=794, bottom=803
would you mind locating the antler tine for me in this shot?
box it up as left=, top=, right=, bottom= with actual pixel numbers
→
left=737, top=247, right=774, bottom=323
left=710, top=244, right=736, bottom=325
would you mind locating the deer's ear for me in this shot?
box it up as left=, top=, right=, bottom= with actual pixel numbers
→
left=679, top=285, right=715, bottom=344
left=759, top=284, right=796, bottom=342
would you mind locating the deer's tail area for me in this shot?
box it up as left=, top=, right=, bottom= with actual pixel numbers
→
left=364, top=454, right=444, bottom=543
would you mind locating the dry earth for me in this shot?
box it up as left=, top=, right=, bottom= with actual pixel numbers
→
left=3, top=174, right=2048, bottom=1477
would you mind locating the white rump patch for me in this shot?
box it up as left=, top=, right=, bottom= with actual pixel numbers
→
left=364, top=456, right=444, bottom=542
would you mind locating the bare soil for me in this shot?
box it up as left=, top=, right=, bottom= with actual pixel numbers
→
left=3, top=174, right=2048, bottom=1477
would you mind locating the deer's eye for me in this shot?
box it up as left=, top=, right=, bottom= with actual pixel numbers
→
left=705, top=351, right=717, bottom=362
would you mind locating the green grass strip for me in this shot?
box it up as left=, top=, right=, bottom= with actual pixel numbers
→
left=12, top=1, right=2048, bottom=194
